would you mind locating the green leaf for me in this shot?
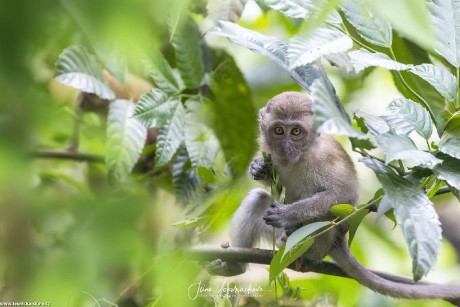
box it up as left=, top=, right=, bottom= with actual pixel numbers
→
left=341, top=0, right=392, bottom=48
left=93, top=43, right=127, bottom=84
left=409, top=64, right=457, bottom=102
left=439, top=127, right=460, bottom=159
left=381, top=114, right=415, bottom=135
left=55, top=45, right=115, bottom=100
left=283, top=221, right=330, bottom=259
left=184, top=113, right=220, bottom=168
left=329, top=204, right=354, bottom=218
left=197, top=166, right=216, bottom=183
left=348, top=49, right=410, bottom=72
left=362, top=158, right=442, bottom=281
left=269, top=239, right=314, bottom=283
left=144, top=51, right=180, bottom=95
left=311, top=79, right=368, bottom=139
left=366, top=0, right=436, bottom=51
left=170, top=17, right=204, bottom=89
left=387, top=98, right=433, bottom=140
left=354, top=111, right=389, bottom=135
left=376, top=133, right=441, bottom=169
left=133, top=89, right=178, bottom=128
left=172, top=146, right=201, bottom=203
left=348, top=206, right=368, bottom=245
left=288, top=27, right=353, bottom=69
left=208, top=52, right=257, bottom=176
left=106, top=100, right=147, bottom=184
left=426, top=0, right=460, bottom=67
left=155, top=103, right=186, bottom=167
left=433, top=158, right=460, bottom=190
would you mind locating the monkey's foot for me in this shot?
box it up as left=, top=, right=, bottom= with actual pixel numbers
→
left=205, top=259, right=246, bottom=276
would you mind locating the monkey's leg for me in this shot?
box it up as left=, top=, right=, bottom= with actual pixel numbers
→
left=206, top=188, right=275, bottom=276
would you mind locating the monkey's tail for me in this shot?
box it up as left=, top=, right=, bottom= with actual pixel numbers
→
left=330, top=238, right=460, bottom=301
left=230, top=188, right=273, bottom=248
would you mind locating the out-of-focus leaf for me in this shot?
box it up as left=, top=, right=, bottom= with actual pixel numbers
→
left=341, top=0, right=392, bottom=47
left=269, top=239, right=314, bottom=283
left=144, top=51, right=180, bottom=95
left=387, top=98, right=433, bottom=140
left=155, top=103, right=186, bottom=167
left=349, top=49, right=410, bottom=72
left=409, top=64, right=457, bottom=102
left=133, top=89, right=178, bottom=128
left=208, top=52, right=256, bottom=176
left=55, top=45, right=115, bottom=100
left=170, top=17, right=204, bottom=89
left=288, top=27, right=353, bottom=69
left=439, top=127, right=460, bottom=159
left=311, top=79, right=368, bottom=139
left=283, top=221, right=330, bottom=259
left=263, top=0, right=313, bottom=19
left=106, top=100, right=147, bottom=184
left=376, top=133, right=441, bottom=169
left=367, top=0, right=436, bottom=50
left=207, top=0, right=247, bottom=23
left=184, top=112, right=220, bottom=168
left=426, top=0, right=460, bottom=67
left=172, top=146, right=201, bottom=203
left=433, top=157, right=460, bottom=190
left=197, top=166, right=216, bottom=183
left=362, top=158, right=442, bottom=281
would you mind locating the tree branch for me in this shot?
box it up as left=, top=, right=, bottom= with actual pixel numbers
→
left=31, top=150, right=105, bottom=163
left=186, top=246, right=431, bottom=285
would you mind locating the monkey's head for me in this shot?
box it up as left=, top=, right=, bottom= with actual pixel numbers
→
left=259, top=92, right=316, bottom=166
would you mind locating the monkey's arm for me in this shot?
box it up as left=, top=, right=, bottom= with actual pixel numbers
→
left=263, top=187, right=353, bottom=228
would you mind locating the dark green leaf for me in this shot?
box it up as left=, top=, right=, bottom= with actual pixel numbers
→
left=173, top=146, right=201, bottom=203
left=144, top=51, right=180, bottom=95
left=348, top=207, right=368, bottom=245
left=433, top=157, right=460, bottom=190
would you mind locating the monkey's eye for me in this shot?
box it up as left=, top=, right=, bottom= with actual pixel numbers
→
left=291, top=128, right=301, bottom=136
left=274, top=127, right=284, bottom=135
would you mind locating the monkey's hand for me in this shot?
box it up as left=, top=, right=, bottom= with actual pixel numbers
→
left=249, top=157, right=271, bottom=180
left=263, top=201, right=292, bottom=228
left=205, top=259, right=246, bottom=276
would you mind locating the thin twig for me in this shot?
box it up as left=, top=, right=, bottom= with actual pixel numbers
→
left=31, top=150, right=105, bottom=163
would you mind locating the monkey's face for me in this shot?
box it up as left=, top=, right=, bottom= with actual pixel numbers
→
left=265, top=119, right=311, bottom=166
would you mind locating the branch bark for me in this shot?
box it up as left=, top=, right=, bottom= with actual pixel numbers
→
left=31, top=150, right=104, bottom=163
left=187, top=246, right=435, bottom=285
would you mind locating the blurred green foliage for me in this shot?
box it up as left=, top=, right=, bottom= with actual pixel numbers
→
left=0, top=0, right=458, bottom=306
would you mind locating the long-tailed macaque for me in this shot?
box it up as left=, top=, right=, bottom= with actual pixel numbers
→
left=207, top=92, right=460, bottom=301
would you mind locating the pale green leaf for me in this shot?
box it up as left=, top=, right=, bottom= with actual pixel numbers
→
left=106, top=100, right=147, bottom=184
left=55, top=45, right=115, bottom=100
left=409, top=64, right=457, bottom=102
left=341, top=0, right=392, bottom=47
left=263, top=0, right=312, bottom=18
left=133, top=89, right=178, bottom=128
left=184, top=113, right=220, bottom=168
left=283, top=221, right=329, bottom=259
left=354, top=111, right=389, bottom=135
left=427, top=0, right=460, bottom=67
left=387, top=98, right=433, bottom=140
left=376, top=133, right=441, bottom=169
left=348, top=49, right=410, bottom=72
left=155, top=103, right=186, bottom=167
left=438, top=127, right=460, bottom=159
left=366, top=0, right=436, bottom=51
left=362, top=158, right=442, bottom=281
left=170, top=17, right=204, bottom=89
left=288, top=27, right=353, bottom=69
left=381, top=114, right=415, bottom=135
left=311, top=79, right=368, bottom=139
